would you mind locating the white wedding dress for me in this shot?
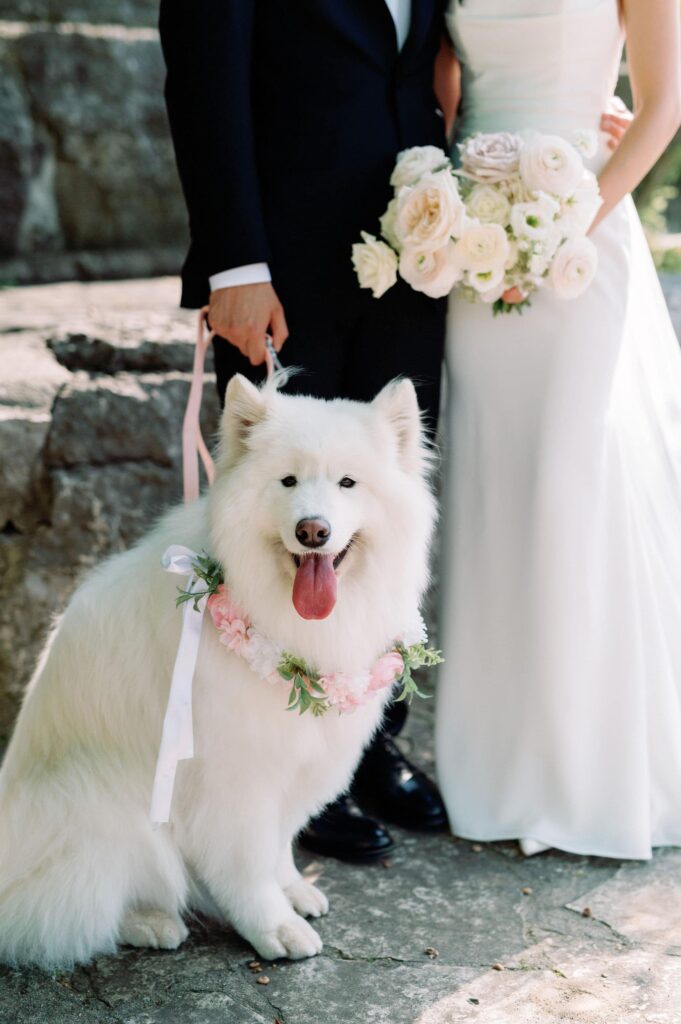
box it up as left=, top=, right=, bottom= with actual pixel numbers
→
left=436, top=0, right=681, bottom=859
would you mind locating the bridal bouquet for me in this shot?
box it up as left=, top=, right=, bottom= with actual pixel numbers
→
left=352, top=131, right=602, bottom=314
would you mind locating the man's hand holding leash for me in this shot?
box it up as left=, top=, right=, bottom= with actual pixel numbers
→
left=208, top=282, right=288, bottom=367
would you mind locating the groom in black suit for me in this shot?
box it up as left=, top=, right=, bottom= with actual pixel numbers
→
left=160, top=0, right=449, bottom=861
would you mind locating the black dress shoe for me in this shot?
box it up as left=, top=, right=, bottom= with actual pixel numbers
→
left=298, top=794, right=395, bottom=863
left=351, top=731, right=449, bottom=832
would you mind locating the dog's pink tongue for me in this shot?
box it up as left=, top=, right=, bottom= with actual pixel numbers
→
left=292, top=554, right=337, bottom=620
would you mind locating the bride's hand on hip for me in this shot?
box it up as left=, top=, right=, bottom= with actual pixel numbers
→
left=591, top=0, right=681, bottom=232
left=601, top=97, right=633, bottom=151
left=501, top=287, right=526, bottom=305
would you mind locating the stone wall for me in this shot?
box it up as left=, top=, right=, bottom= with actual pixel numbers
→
left=0, top=278, right=218, bottom=739
left=0, top=4, right=186, bottom=285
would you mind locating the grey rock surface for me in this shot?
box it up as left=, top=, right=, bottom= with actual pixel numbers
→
left=0, top=278, right=217, bottom=737
left=0, top=407, right=51, bottom=530
left=0, top=1, right=159, bottom=26
left=0, top=15, right=186, bottom=281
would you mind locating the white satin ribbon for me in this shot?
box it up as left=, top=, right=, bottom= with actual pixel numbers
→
left=150, top=544, right=206, bottom=826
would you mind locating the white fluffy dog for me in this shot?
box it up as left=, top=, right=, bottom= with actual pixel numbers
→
left=0, top=375, right=435, bottom=967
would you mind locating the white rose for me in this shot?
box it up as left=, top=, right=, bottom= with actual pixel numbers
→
left=510, top=192, right=560, bottom=241
left=399, top=242, right=462, bottom=299
left=379, top=198, right=401, bottom=250
left=394, top=169, right=466, bottom=251
left=455, top=222, right=511, bottom=278
left=464, top=183, right=511, bottom=226
left=559, top=170, right=603, bottom=233
left=548, top=236, right=598, bottom=299
left=519, top=134, right=584, bottom=198
left=390, top=145, right=450, bottom=189
left=458, top=132, right=523, bottom=183
left=351, top=231, right=398, bottom=298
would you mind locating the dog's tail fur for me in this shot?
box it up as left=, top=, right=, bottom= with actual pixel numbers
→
left=0, top=577, right=187, bottom=967
left=0, top=745, right=187, bottom=967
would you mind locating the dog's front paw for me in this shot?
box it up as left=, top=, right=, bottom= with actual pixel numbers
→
left=251, top=914, right=323, bottom=961
left=119, top=909, right=189, bottom=950
left=285, top=879, right=329, bottom=918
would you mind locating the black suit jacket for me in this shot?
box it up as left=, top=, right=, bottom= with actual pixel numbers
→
left=160, top=0, right=447, bottom=308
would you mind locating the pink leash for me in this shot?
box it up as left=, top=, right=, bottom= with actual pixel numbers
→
left=182, top=307, right=281, bottom=503
left=152, top=313, right=284, bottom=825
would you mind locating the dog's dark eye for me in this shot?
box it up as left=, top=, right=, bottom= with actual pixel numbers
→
left=281, top=475, right=297, bottom=488
left=339, top=477, right=356, bottom=489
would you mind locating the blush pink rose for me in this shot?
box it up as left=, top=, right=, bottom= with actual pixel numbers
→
left=319, top=671, right=373, bottom=713
left=368, top=652, right=405, bottom=692
left=207, top=585, right=251, bottom=653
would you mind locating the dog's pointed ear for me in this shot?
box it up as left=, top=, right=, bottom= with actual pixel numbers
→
left=372, top=378, right=427, bottom=475
left=220, top=374, right=268, bottom=466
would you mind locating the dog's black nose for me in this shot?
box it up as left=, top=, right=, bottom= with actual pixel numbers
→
left=295, top=518, right=331, bottom=549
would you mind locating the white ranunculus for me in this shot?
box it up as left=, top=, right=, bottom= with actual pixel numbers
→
left=390, top=145, right=450, bottom=189
left=352, top=231, right=398, bottom=298
left=535, top=228, right=562, bottom=262
left=394, top=169, right=466, bottom=251
left=510, top=192, right=560, bottom=241
left=548, top=236, right=598, bottom=299
left=498, top=172, right=534, bottom=205
left=559, top=170, right=603, bottom=233
left=379, top=198, right=401, bottom=250
left=505, top=238, right=520, bottom=270
left=571, top=129, right=599, bottom=160
left=519, top=134, right=584, bottom=198
left=464, top=183, right=511, bottom=226
left=458, top=132, right=523, bottom=183
left=467, top=264, right=506, bottom=295
left=399, top=242, right=462, bottom=299
left=455, top=222, right=511, bottom=278
left=478, top=278, right=508, bottom=304
left=529, top=252, right=551, bottom=277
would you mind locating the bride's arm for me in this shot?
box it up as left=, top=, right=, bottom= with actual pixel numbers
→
left=433, top=36, right=461, bottom=141
left=591, top=0, right=681, bottom=231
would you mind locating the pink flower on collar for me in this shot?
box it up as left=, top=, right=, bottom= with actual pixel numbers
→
left=318, top=671, right=372, bottom=714
left=368, top=651, right=404, bottom=692
left=207, top=584, right=251, bottom=654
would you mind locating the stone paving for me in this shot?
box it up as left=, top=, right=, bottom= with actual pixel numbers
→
left=2, top=693, right=681, bottom=1023
left=2, top=277, right=681, bottom=1023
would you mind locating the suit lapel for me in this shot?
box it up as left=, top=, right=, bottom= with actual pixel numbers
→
left=308, top=0, right=394, bottom=68
left=400, top=0, right=440, bottom=65
left=304, top=1, right=441, bottom=71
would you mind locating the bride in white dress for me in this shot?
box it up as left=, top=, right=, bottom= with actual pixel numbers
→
left=436, top=0, right=681, bottom=859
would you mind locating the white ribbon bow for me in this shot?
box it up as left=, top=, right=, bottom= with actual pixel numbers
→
left=150, top=544, right=206, bottom=826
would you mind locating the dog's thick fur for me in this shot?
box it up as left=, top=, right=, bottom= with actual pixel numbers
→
left=0, top=376, right=435, bottom=967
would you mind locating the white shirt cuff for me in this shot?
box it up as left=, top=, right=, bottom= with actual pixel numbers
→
left=209, top=263, right=271, bottom=291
